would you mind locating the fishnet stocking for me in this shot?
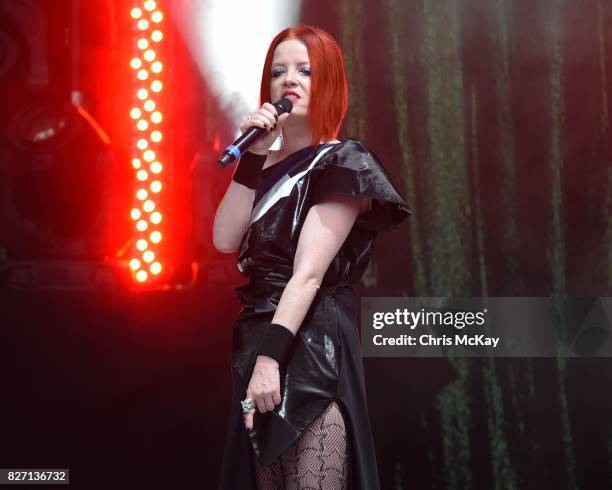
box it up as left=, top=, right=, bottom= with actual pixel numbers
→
left=253, top=401, right=350, bottom=490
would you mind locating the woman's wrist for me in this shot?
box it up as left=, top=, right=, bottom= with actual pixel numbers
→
left=256, top=323, right=295, bottom=365
left=231, top=151, right=267, bottom=189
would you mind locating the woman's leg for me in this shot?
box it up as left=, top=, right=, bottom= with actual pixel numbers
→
left=279, top=401, right=350, bottom=489
left=253, top=454, right=284, bottom=490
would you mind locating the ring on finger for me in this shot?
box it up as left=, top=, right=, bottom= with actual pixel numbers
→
left=241, top=397, right=256, bottom=413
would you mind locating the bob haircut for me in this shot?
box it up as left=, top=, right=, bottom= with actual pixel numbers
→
left=259, top=25, right=349, bottom=147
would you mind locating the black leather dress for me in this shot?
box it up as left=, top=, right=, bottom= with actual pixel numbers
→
left=218, top=139, right=412, bottom=489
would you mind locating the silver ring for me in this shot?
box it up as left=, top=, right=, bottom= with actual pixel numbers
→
left=241, top=398, right=255, bottom=414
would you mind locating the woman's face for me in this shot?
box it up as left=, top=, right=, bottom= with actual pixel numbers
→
left=269, top=39, right=311, bottom=117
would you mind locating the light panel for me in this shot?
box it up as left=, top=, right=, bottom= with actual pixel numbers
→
left=129, top=1, right=167, bottom=284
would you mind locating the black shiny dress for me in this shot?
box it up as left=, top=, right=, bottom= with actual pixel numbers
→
left=218, top=139, right=412, bottom=489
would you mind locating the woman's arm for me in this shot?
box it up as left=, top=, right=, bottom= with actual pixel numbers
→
left=270, top=192, right=365, bottom=333
left=244, top=192, right=366, bottom=426
left=212, top=177, right=259, bottom=253
left=212, top=104, right=290, bottom=253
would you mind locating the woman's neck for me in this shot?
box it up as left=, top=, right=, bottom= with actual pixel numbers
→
left=276, top=119, right=314, bottom=158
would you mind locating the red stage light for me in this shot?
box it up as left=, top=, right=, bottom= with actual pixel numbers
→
left=150, top=231, right=162, bottom=243
left=130, top=1, right=166, bottom=285
left=143, top=150, right=155, bottom=162
left=143, top=200, right=155, bottom=212
left=136, top=239, right=148, bottom=251
left=151, top=111, right=162, bottom=123
left=150, top=212, right=162, bottom=224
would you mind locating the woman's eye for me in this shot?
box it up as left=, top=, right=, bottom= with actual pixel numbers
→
left=271, top=67, right=311, bottom=78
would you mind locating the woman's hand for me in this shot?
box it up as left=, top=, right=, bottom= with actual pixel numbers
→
left=239, top=102, right=291, bottom=155
left=243, top=354, right=282, bottom=430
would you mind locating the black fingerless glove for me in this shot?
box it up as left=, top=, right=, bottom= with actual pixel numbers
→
left=257, top=323, right=295, bottom=365
left=231, top=151, right=267, bottom=190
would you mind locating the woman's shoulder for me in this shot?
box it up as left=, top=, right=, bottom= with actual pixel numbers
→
left=317, top=138, right=382, bottom=170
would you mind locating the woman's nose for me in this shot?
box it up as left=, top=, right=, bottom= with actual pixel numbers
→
left=282, top=70, right=298, bottom=86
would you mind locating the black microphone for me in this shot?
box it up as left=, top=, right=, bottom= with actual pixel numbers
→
left=217, top=97, right=293, bottom=168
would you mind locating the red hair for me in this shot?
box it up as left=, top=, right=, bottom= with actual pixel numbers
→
left=260, top=26, right=348, bottom=147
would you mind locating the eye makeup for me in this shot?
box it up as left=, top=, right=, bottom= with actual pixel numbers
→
left=271, top=66, right=311, bottom=78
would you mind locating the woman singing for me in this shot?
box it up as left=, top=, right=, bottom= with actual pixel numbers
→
left=215, top=25, right=411, bottom=490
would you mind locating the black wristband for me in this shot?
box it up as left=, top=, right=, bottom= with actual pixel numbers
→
left=257, top=323, right=295, bottom=365
left=231, top=151, right=267, bottom=189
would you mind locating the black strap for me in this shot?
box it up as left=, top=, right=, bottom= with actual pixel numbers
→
left=256, top=323, right=295, bottom=365
left=232, top=151, right=267, bottom=189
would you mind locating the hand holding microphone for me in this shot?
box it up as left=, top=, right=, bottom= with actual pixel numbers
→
left=217, top=97, right=293, bottom=168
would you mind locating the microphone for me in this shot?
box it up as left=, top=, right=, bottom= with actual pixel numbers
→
left=217, top=97, right=293, bottom=168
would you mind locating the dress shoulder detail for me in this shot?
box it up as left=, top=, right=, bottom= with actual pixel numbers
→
left=309, top=139, right=413, bottom=232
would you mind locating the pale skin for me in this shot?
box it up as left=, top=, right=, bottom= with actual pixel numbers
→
left=212, top=39, right=370, bottom=430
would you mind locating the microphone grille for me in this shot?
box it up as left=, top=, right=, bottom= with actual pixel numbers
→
left=274, top=97, right=293, bottom=115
